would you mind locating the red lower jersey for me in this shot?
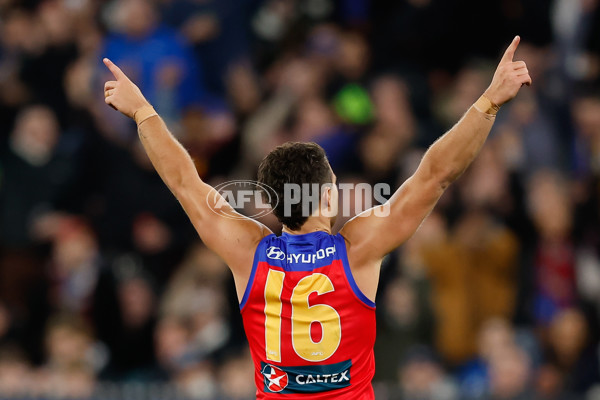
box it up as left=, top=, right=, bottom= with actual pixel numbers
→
left=240, top=231, right=376, bottom=399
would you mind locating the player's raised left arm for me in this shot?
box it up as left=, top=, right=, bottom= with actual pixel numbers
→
left=102, top=58, right=271, bottom=295
left=341, top=36, right=531, bottom=267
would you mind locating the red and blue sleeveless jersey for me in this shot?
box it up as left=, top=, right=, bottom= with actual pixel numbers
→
left=240, top=231, right=376, bottom=399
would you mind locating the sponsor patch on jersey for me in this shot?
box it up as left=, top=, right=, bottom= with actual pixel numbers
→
left=261, top=364, right=289, bottom=392
left=265, top=245, right=337, bottom=265
left=266, top=246, right=286, bottom=260
left=261, top=360, right=352, bottom=394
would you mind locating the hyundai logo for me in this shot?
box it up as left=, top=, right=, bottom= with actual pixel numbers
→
left=266, top=246, right=285, bottom=260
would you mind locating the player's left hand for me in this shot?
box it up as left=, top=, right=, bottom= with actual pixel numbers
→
left=484, top=36, right=532, bottom=107
left=103, top=58, right=151, bottom=118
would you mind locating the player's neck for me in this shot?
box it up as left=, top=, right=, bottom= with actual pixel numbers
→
left=282, top=218, right=332, bottom=235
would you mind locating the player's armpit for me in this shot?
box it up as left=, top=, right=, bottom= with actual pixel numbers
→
left=338, top=171, right=444, bottom=302
left=174, top=176, right=272, bottom=299
left=340, top=170, right=444, bottom=263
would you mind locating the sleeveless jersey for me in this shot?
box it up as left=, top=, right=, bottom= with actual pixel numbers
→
left=240, top=231, right=376, bottom=399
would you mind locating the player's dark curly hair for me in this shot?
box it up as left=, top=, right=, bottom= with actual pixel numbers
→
left=257, top=142, right=332, bottom=231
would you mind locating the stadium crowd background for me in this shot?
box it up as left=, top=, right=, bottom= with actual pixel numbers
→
left=1, top=0, right=600, bottom=398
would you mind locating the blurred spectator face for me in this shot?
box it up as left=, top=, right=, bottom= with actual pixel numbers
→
left=36, top=365, right=95, bottom=399
left=180, top=109, right=236, bottom=174
left=64, top=59, right=96, bottom=107
left=572, top=96, right=600, bottom=139
left=162, top=269, right=226, bottom=319
left=181, top=13, right=220, bottom=44
left=0, top=347, right=31, bottom=397
left=175, top=363, right=217, bottom=399
left=155, top=317, right=190, bottom=369
left=45, top=317, right=93, bottom=368
left=371, top=76, right=415, bottom=130
left=115, top=0, right=157, bottom=38
left=453, top=210, right=493, bottom=250
left=38, top=0, right=73, bottom=45
left=226, top=62, right=261, bottom=115
left=181, top=108, right=207, bottom=144
left=383, top=278, right=417, bottom=326
left=294, top=97, right=335, bottom=141
left=401, top=211, right=447, bottom=276
left=572, top=96, right=600, bottom=172
left=358, top=76, right=415, bottom=178
left=460, top=147, right=509, bottom=210
left=53, top=218, right=98, bottom=273
left=218, top=352, right=256, bottom=399
left=157, top=62, right=183, bottom=90
left=276, top=58, right=326, bottom=99
left=509, top=91, right=539, bottom=126
left=549, top=308, right=588, bottom=367
left=118, top=277, right=155, bottom=328
left=478, top=318, right=515, bottom=361
left=306, top=24, right=340, bottom=64
left=10, top=106, right=60, bottom=166
left=400, top=360, right=442, bottom=396
left=489, top=345, right=531, bottom=399
left=132, top=213, right=172, bottom=254
left=190, top=286, right=225, bottom=330
left=2, top=9, right=45, bottom=52
left=359, top=128, right=401, bottom=177
left=456, top=67, right=489, bottom=111
left=493, top=125, right=526, bottom=172
left=398, top=349, right=451, bottom=399
left=335, top=32, right=369, bottom=80
left=205, top=110, right=237, bottom=143
left=535, top=364, right=565, bottom=399
left=48, top=218, right=99, bottom=312
left=172, top=286, right=231, bottom=356
left=441, top=66, right=490, bottom=124
left=407, top=211, right=447, bottom=248
left=188, top=244, right=228, bottom=284
left=0, top=303, right=11, bottom=339
left=527, top=171, right=572, bottom=240
left=252, top=0, right=295, bottom=42
left=59, top=367, right=95, bottom=398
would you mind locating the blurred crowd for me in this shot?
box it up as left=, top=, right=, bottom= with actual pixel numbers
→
left=1, top=0, right=600, bottom=399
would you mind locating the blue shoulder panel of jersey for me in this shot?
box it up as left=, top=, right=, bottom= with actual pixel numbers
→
left=240, top=231, right=376, bottom=310
left=257, top=231, right=341, bottom=272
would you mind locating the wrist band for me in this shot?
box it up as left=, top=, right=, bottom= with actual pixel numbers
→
left=473, top=95, right=500, bottom=116
left=134, top=105, right=158, bottom=125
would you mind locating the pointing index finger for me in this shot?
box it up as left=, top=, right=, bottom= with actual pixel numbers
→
left=500, top=36, right=520, bottom=64
left=103, top=58, right=127, bottom=80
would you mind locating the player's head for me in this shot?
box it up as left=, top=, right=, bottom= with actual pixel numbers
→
left=258, top=142, right=338, bottom=231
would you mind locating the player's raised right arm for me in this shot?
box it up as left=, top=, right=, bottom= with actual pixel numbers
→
left=339, top=36, right=531, bottom=300
left=102, top=58, right=271, bottom=293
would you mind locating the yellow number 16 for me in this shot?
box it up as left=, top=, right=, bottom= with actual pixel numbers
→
left=264, top=270, right=342, bottom=363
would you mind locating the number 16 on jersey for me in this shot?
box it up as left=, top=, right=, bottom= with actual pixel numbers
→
left=264, top=270, right=342, bottom=363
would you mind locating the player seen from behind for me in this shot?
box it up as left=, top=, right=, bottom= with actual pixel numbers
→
left=102, top=36, right=531, bottom=399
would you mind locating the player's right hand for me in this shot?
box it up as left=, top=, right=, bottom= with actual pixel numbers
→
left=483, top=36, right=532, bottom=107
left=103, top=58, right=151, bottom=119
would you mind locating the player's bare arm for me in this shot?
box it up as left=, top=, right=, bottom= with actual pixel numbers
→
left=102, top=58, right=272, bottom=298
left=340, top=36, right=532, bottom=300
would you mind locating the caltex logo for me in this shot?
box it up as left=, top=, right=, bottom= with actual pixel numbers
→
left=262, top=364, right=289, bottom=392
